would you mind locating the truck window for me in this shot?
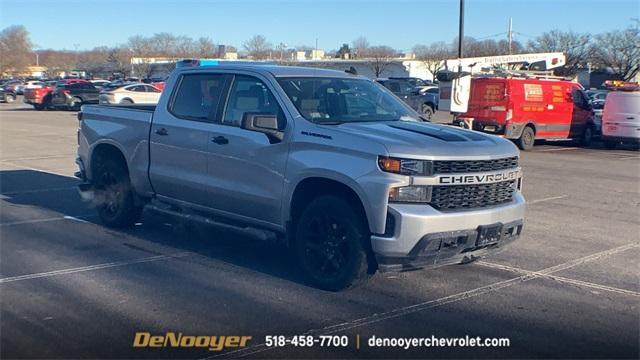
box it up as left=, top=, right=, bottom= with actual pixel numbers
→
left=572, top=88, right=589, bottom=108
left=170, top=73, right=228, bottom=122
left=222, top=75, right=284, bottom=128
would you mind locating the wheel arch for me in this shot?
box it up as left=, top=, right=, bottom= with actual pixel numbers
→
left=89, top=142, right=130, bottom=182
left=287, top=177, right=371, bottom=240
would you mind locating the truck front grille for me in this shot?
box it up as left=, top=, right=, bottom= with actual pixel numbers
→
left=433, top=157, right=518, bottom=174
left=430, top=180, right=517, bottom=210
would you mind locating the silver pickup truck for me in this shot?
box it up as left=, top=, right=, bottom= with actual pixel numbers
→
left=76, top=64, right=525, bottom=291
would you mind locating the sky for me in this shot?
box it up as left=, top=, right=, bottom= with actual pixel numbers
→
left=1, top=0, right=638, bottom=52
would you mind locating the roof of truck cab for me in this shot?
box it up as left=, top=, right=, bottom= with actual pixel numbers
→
left=177, top=64, right=364, bottom=79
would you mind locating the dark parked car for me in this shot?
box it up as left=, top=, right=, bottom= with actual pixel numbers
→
left=0, top=88, right=17, bottom=103
left=376, top=78, right=439, bottom=119
left=51, top=82, right=100, bottom=110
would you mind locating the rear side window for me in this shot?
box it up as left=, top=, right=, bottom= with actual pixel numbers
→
left=170, top=73, right=229, bottom=121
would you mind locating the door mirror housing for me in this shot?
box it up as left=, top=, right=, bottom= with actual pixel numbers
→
left=241, top=113, right=284, bottom=142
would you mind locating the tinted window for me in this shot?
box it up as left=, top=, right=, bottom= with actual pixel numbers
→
left=277, top=77, right=420, bottom=123
left=170, top=73, right=228, bottom=121
left=145, top=85, right=160, bottom=93
left=223, top=75, right=284, bottom=128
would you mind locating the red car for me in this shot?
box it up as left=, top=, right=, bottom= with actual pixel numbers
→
left=23, top=79, right=88, bottom=110
left=456, top=77, right=594, bottom=150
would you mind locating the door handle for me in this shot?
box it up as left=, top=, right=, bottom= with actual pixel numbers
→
left=627, top=117, right=635, bottom=120
left=211, top=135, right=229, bottom=145
left=155, top=128, right=168, bottom=136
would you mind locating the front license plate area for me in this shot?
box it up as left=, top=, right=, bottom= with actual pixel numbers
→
left=476, top=223, right=503, bottom=247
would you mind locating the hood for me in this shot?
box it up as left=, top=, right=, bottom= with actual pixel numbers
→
left=327, top=121, right=519, bottom=159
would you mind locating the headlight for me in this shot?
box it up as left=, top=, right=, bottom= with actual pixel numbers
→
left=378, top=156, right=432, bottom=176
left=389, top=186, right=432, bottom=203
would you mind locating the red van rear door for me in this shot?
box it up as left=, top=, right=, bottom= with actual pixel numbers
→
left=465, top=79, right=508, bottom=123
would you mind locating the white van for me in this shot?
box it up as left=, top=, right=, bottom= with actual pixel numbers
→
left=601, top=88, right=640, bottom=149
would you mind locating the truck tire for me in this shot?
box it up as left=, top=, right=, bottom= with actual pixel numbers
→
left=579, top=125, right=594, bottom=147
left=70, top=97, right=82, bottom=111
left=294, top=195, right=371, bottom=291
left=421, top=104, right=434, bottom=120
left=516, top=126, right=535, bottom=150
left=93, top=158, right=142, bottom=228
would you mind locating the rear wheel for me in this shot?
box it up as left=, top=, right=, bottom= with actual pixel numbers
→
left=93, top=159, right=142, bottom=228
left=34, top=103, right=44, bottom=111
left=5, top=94, right=15, bottom=103
left=120, top=99, right=133, bottom=104
left=516, top=126, right=535, bottom=150
left=294, top=196, right=371, bottom=291
left=69, top=97, right=82, bottom=111
left=421, top=104, right=434, bottom=120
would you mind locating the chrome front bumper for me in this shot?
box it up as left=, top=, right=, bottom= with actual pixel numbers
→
left=371, top=192, right=525, bottom=271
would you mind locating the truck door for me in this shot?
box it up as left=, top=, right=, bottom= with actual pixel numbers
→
left=149, top=73, right=230, bottom=206
left=570, top=88, right=592, bottom=138
left=205, top=74, right=288, bottom=226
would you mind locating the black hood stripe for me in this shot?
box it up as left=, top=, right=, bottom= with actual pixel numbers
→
left=388, top=122, right=487, bottom=142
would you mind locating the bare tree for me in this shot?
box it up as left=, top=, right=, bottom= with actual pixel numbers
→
left=38, top=49, right=76, bottom=76
left=351, top=36, right=369, bottom=58
left=107, top=47, right=133, bottom=78
left=591, top=26, right=639, bottom=81
left=527, top=30, right=592, bottom=76
left=195, top=37, right=216, bottom=57
left=0, top=25, right=33, bottom=75
left=413, top=41, right=453, bottom=77
left=243, top=35, right=272, bottom=59
left=361, top=45, right=396, bottom=77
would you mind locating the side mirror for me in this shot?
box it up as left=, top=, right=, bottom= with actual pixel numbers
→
left=241, top=113, right=284, bottom=142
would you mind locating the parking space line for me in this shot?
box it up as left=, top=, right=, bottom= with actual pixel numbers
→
left=535, top=147, right=580, bottom=152
left=0, top=214, right=95, bottom=227
left=618, top=156, right=640, bottom=160
left=0, top=252, right=193, bottom=284
left=528, top=195, right=568, bottom=204
left=212, top=241, right=640, bottom=359
left=476, top=261, right=639, bottom=297
left=1, top=186, right=78, bottom=196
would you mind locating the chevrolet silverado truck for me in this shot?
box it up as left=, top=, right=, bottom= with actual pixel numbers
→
left=76, top=64, right=525, bottom=291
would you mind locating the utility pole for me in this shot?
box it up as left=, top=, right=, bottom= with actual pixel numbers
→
left=508, top=17, right=513, bottom=54
left=457, top=0, right=464, bottom=58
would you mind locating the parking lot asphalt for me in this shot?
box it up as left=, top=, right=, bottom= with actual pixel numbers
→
left=1, top=99, right=639, bottom=359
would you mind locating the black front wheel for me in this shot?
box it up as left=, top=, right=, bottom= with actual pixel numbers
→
left=93, top=159, right=142, bottom=228
left=516, top=126, right=535, bottom=150
left=294, top=196, right=371, bottom=291
left=579, top=125, right=594, bottom=147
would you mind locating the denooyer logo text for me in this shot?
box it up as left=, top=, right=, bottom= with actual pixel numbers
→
left=133, top=332, right=252, bottom=352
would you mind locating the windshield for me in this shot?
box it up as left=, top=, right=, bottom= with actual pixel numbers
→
left=277, top=77, right=422, bottom=124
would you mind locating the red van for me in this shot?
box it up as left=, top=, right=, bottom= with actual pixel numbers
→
left=456, top=77, right=594, bottom=150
